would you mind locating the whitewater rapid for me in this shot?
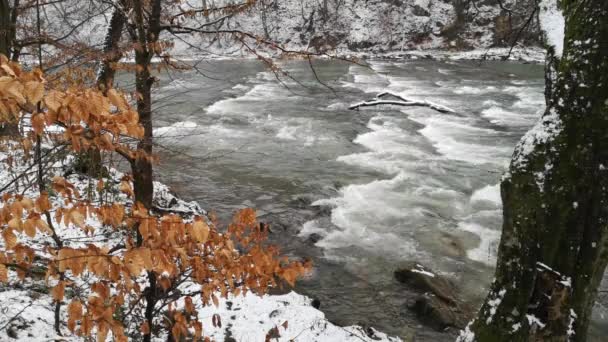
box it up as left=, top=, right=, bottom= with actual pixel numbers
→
left=151, top=58, right=546, bottom=339
left=300, top=60, right=544, bottom=267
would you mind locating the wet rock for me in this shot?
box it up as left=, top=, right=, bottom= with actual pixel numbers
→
left=306, top=233, right=324, bottom=245
left=311, top=298, right=321, bottom=309
left=289, top=195, right=313, bottom=209
left=394, top=262, right=456, bottom=305
left=312, top=205, right=332, bottom=218
left=409, top=294, right=472, bottom=330
left=395, top=262, right=474, bottom=331
left=439, top=232, right=466, bottom=258
left=267, top=280, right=292, bottom=296
left=364, top=326, right=384, bottom=341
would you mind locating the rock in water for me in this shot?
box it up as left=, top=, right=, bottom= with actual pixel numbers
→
left=394, top=262, right=474, bottom=331
left=410, top=294, right=471, bottom=330
left=394, top=262, right=456, bottom=304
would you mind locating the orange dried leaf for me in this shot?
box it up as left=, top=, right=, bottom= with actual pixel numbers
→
left=70, top=210, right=85, bottom=227
left=52, top=281, right=66, bottom=302
left=2, top=228, right=17, bottom=249
left=31, top=113, right=46, bottom=134
left=140, top=321, right=150, bottom=334
left=67, top=299, right=83, bottom=332
left=107, top=89, right=128, bottom=111
left=24, top=81, right=44, bottom=104
left=0, top=264, right=7, bottom=282
left=24, top=219, right=36, bottom=237
left=44, top=90, right=63, bottom=112
left=191, top=220, right=210, bottom=244
left=8, top=217, right=21, bottom=231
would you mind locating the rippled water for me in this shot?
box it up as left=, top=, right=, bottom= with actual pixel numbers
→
left=144, top=59, right=605, bottom=340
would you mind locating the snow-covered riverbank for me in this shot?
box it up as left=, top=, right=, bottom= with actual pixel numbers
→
left=0, top=147, right=400, bottom=342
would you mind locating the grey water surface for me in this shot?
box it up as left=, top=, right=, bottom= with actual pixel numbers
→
left=145, top=58, right=607, bottom=341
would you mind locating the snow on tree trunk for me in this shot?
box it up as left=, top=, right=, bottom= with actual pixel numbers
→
left=460, top=1, right=608, bottom=341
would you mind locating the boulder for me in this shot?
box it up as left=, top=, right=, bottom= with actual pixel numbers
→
left=394, top=262, right=456, bottom=305
left=410, top=294, right=473, bottom=330
left=306, top=233, right=324, bottom=245
left=395, top=262, right=474, bottom=331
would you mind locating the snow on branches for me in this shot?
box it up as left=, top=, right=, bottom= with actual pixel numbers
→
left=349, top=91, right=455, bottom=113
left=0, top=55, right=309, bottom=341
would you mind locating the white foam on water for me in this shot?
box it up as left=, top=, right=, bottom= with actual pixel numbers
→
left=437, top=68, right=452, bottom=75
left=482, top=106, right=538, bottom=127
left=471, top=184, right=502, bottom=206
left=341, top=64, right=389, bottom=93
left=384, top=76, right=425, bottom=94
left=299, top=220, right=329, bottom=238
left=338, top=152, right=419, bottom=175
left=337, top=116, right=431, bottom=174
left=266, top=116, right=332, bottom=147
left=154, top=121, right=198, bottom=137
left=411, top=114, right=511, bottom=165
left=207, top=82, right=293, bottom=116
left=512, top=90, right=545, bottom=110
left=482, top=99, right=502, bottom=107
left=510, top=79, right=532, bottom=86
left=311, top=173, right=420, bottom=253
left=276, top=125, right=298, bottom=141
left=355, top=117, right=415, bottom=153
left=458, top=222, right=501, bottom=266
left=231, top=83, right=249, bottom=91
left=162, top=79, right=197, bottom=90
left=326, top=102, right=348, bottom=110
left=453, top=85, right=499, bottom=95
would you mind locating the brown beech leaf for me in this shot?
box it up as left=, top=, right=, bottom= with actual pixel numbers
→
left=140, top=321, right=150, bottom=334
left=24, top=219, right=36, bottom=237
left=2, top=228, right=17, bottom=249
left=52, top=281, right=66, bottom=302
left=24, top=81, right=44, bottom=104
left=44, top=90, right=63, bottom=112
left=191, top=219, right=210, bottom=244
left=67, top=299, right=83, bottom=332
left=0, top=264, right=8, bottom=283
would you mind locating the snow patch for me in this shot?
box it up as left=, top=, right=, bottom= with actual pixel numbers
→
left=512, top=108, right=562, bottom=169
left=539, top=0, right=565, bottom=57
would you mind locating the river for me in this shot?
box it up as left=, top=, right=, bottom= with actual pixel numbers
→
left=146, top=58, right=606, bottom=341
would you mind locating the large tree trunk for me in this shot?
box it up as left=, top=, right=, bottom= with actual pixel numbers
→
left=130, top=0, right=159, bottom=212
left=463, top=1, right=608, bottom=341
left=96, top=7, right=126, bottom=94
left=76, top=7, right=127, bottom=177
left=0, top=0, right=19, bottom=137
left=0, top=0, right=10, bottom=56
left=130, top=2, right=161, bottom=341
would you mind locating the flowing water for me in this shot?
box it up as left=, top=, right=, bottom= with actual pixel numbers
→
left=146, top=59, right=606, bottom=340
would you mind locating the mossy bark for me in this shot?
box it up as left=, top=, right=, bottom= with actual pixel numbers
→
left=465, top=1, right=608, bottom=341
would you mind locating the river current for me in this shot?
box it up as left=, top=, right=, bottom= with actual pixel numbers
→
left=147, top=58, right=607, bottom=340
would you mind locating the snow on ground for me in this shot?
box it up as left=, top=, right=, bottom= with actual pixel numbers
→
left=196, top=291, right=400, bottom=342
left=0, top=145, right=399, bottom=341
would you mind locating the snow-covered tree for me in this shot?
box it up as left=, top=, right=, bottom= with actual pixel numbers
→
left=460, top=0, right=608, bottom=341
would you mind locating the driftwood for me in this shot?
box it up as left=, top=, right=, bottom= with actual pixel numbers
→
left=349, top=91, right=455, bottom=113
